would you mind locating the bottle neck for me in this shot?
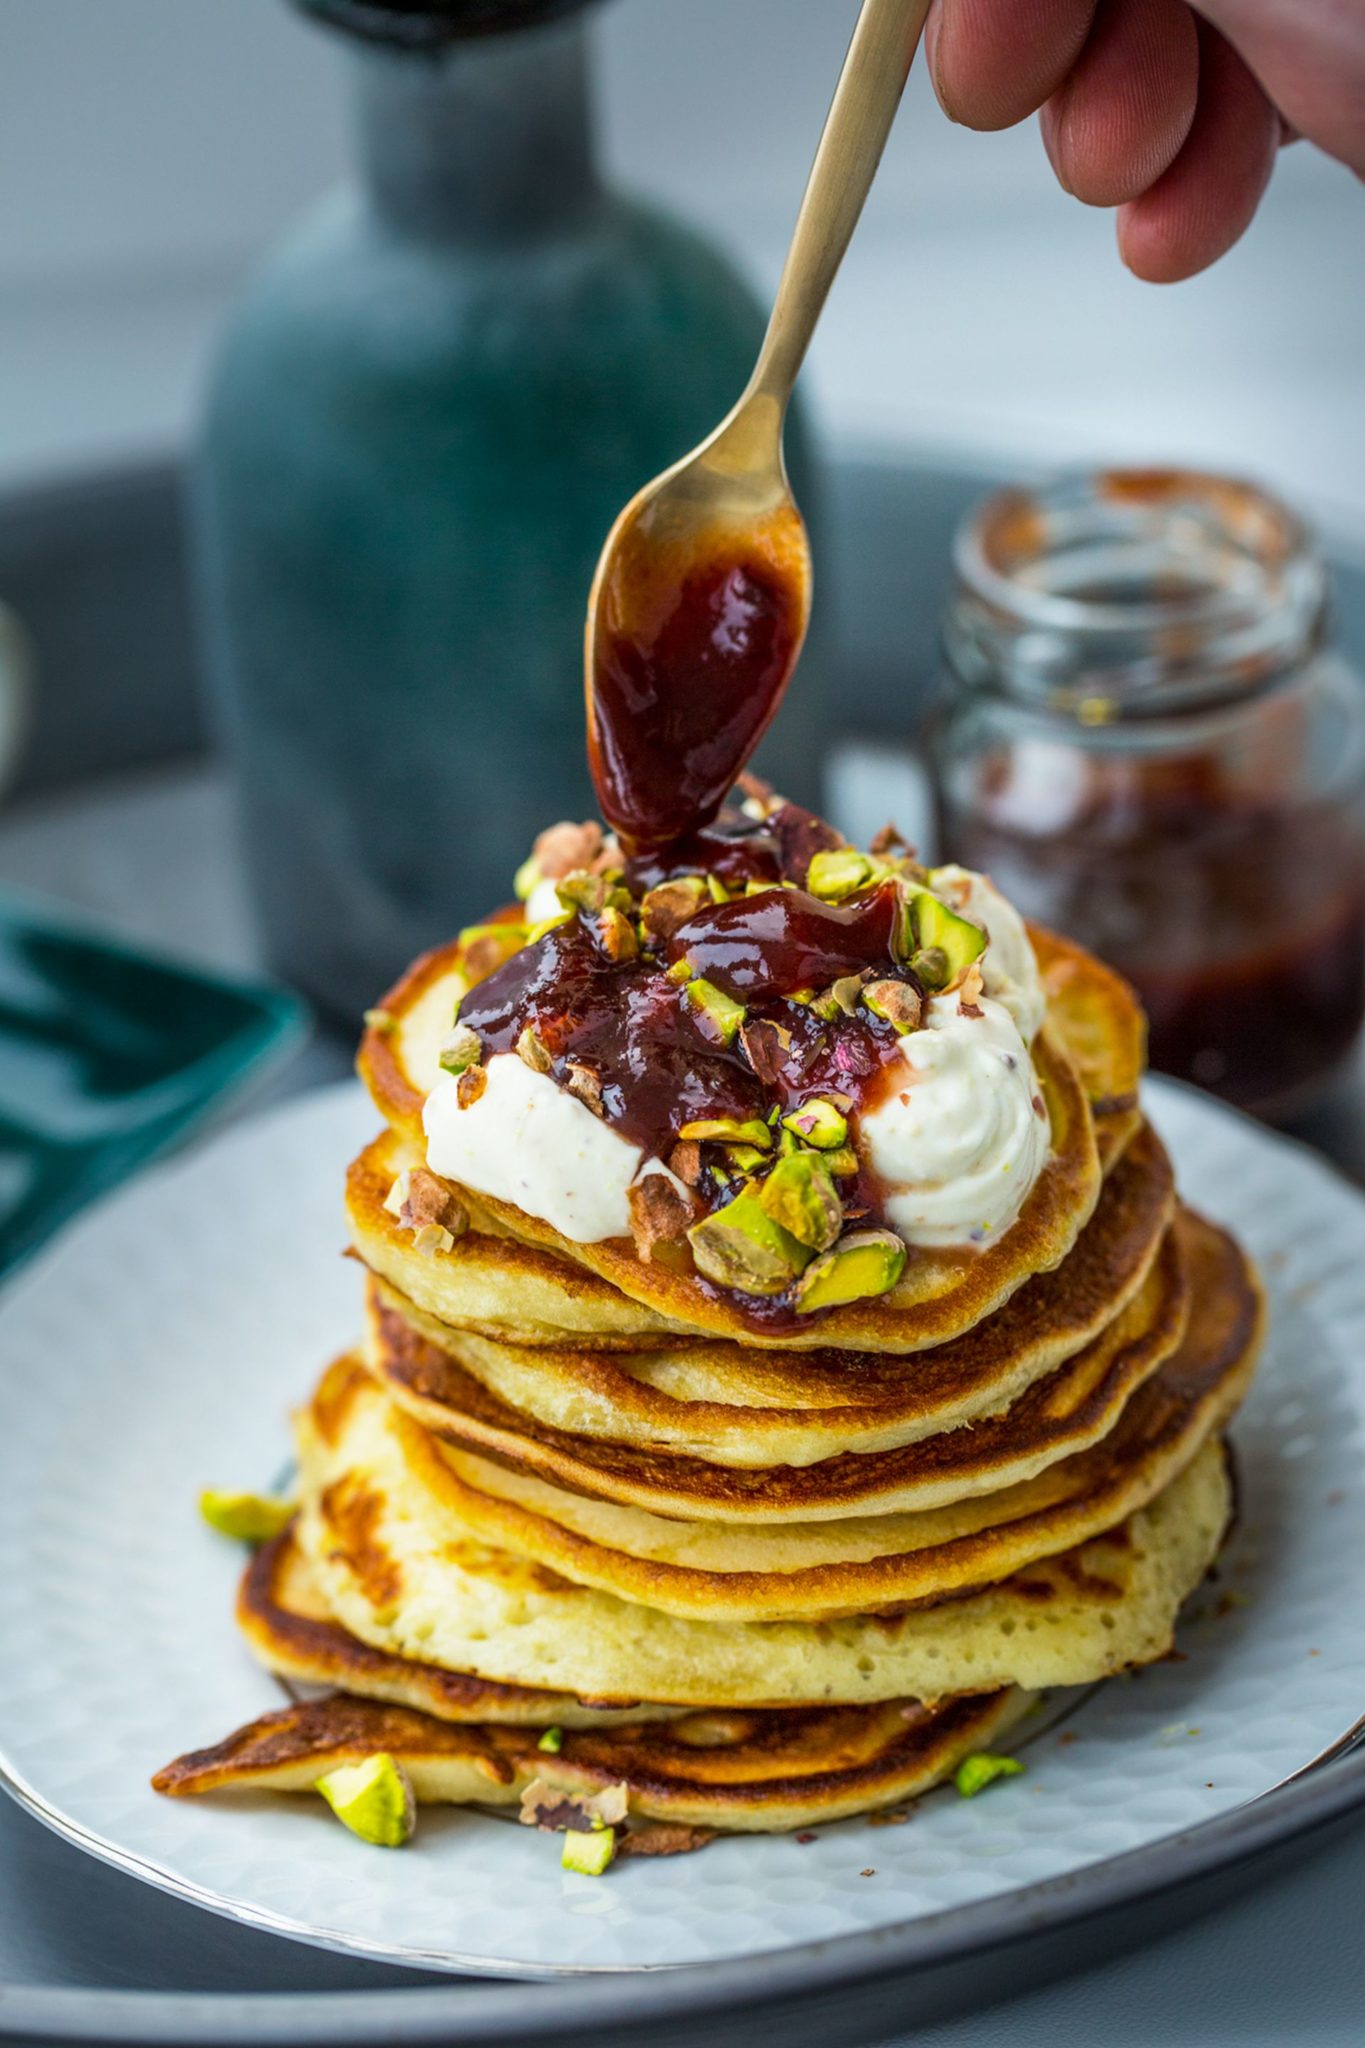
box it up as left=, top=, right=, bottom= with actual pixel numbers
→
left=352, top=17, right=602, bottom=244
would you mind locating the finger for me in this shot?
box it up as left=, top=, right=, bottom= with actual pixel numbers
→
left=1040, top=0, right=1200, bottom=206
left=1189, top=0, right=1365, bottom=177
left=1118, top=23, right=1280, bottom=282
left=925, top=0, right=1098, bottom=130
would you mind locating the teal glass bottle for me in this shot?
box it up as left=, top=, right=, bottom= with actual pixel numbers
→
left=194, top=0, right=823, bottom=1026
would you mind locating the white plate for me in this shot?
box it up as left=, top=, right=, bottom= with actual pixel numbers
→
left=0, top=1077, right=1362, bottom=1979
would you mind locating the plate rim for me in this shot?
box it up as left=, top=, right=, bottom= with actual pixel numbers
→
left=2, top=1072, right=1364, bottom=2030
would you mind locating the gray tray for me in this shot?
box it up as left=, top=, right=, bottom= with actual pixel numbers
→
left=3, top=446, right=1364, bottom=2046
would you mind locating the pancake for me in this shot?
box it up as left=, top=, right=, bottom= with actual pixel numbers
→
left=238, top=1524, right=682, bottom=1724
left=365, top=1213, right=1188, bottom=1523
left=1029, top=926, right=1145, bottom=1166
left=348, top=1216, right=1254, bottom=1622
left=296, top=1364, right=1237, bottom=1706
left=153, top=1686, right=1033, bottom=1834
left=355, top=927, right=1111, bottom=1354
left=355, top=1025, right=1100, bottom=1355
left=360, top=1120, right=1177, bottom=1480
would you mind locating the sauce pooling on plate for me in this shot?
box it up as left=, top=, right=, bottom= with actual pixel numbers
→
left=587, top=504, right=809, bottom=854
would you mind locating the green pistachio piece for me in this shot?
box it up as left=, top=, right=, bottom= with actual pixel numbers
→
left=723, top=1143, right=769, bottom=1173
left=199, top=1490, right=294, bottom=1543
left=705, top=874, right=732, bottom=904
left=781, top=1098, right=849, bottom=1150
left=812, top=973, right=866, bottom=1022
left=909, top=946, right=950, bottom=990
left=438, top=1023, right=483, bottom=1077
left=862, top=979, right=924, bottom=1034
left=527, top=911, right=572, bottom=942
left=823, top=1145, right=860, bottom=1178
left=683, top=978, right=746, bottom=1046
left=457, top=923, right=528, bottom=986
left=792, top=1228, right=907, bottom=1314
left=513, top=854, right=541, bottom=902
left=688, top=1191, right=813, bottom=1294
left=315, top=1754, right=416, bottom=1847
left=595, top=905, right=639, bottom=962
left=666, top=957, right=694, bottom=985
left=555, top=870, right=609, bottom=915
left=562, top=1824, right=616, bottom=1875
left=515, top=1025, right=553, bottom=1074
left=639, top=876, right=707, bottom=941
left=954, top=1753, right=1025, bottom=1798
left=537, top=1727, right=564, bottom=1754
left=806, top=848, right=873, bottom=902
left=755, top=1152, right=843, bottom=1252
left=904, top=888, right=986, bottom=987
left=678, top=1117, right=773, bottom=1150
left=362, top=1007, right=395, bottom=1036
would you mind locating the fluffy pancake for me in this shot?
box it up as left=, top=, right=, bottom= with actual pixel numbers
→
left=238, top=1525, right=681, bottom=1724
left=296, top=1361, right=1236, bottom=1705
left=352, top=1215, right=1253, bottom=1622
left=355, top=930, right=1111, bottom=1353
left=153, top=1685, right=1033, bottom=1834
left=365, top=1214, right=1188, bottom=1523
left=360, top=1121, right=1177, bottom=1485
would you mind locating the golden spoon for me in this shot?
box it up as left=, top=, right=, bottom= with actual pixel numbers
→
left=585, top=0, right=932, bottom=853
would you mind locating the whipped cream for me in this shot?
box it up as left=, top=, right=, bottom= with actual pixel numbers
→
left=425, top=1055, right=643, bottom=1242
left=524, top=874, right=566, bottom=927
left=929, top=864, right=1045, bottom=1043
left=860, top=991, right=1049, bottom=1248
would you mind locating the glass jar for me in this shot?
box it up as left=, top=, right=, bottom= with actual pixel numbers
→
left=929, top=469, right=1365, bottom=1118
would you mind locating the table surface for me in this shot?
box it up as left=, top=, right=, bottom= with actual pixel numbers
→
left=2, top=761, right=1363, bottom=2046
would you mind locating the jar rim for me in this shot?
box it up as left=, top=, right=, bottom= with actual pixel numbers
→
left=948, top=467, right=1328, bottom=715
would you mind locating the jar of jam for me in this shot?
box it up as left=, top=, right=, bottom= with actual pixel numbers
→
left=929, top=469, right=1365, bottom=1118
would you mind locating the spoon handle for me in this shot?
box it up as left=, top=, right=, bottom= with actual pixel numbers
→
left=751, top=0, right=930, bottom=408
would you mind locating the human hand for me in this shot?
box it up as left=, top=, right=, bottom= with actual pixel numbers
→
left=922, top=0, right=1365, bottom=280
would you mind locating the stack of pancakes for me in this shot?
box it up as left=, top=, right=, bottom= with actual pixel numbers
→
left=158, top=926, right=1262, bottom=1843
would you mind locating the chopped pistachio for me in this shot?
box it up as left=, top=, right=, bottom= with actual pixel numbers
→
left=863, top=979, right=923, bottom=1034
left=666, top=957, right=694, bottom=985
left=457, top=923, right=528, bottom=986
left=744, top=879, right=779, bottom=897
left=823, top=1146, right=860, bottom=1179
left=315, top=1754, right=416, bottom=1847
left=639, top=876, right=706, bottom=941
left=555, top=869, right=609, bottom=915
left=199, top=1490, right=294, bottom=1544
left=457, top=1064, right=488, bottom=1109
left=755, top=1152, right=842, bottom=1252
left=537, top=1727, right=564, bottom=1754
left=595, top=905, right=639, bottom=963
left=781, top=1098, right=848, bottom=1151
left=412, top=1222, right=455, bottom=1258
left=438, top=1023, right=483, bottom=1077
left=806, top=848, right=873, bottom=902
left=683, top=978, right=746, bottom=1046
left=723, top=1143, right=770, bottom=1174
left=793, top=1229, right=907, bottom=1313
left=678, top=1116, right=772, bottom=1150
left=528, top=911, right=572, bottom=942
left=954, top=1753, right=1025, bottom=1799
left=562, top=1824, right=616, bottom=1876
left=812, top=973, right=866, bottom=1022
left=688, top=1190, right=813, bottom=1294
left=513, top=853, right=542, bottom=901
left=705, top=874, right=732, bottom=904
left=904, top=889, right=986, bottom=986
left=909, top=946, right=950, bottom=991
left=786, top=988, right=815, bottom=1006
left=515, top=1026, right=553, bottom=1075
left=362, top=1007, right=395, bottom=1036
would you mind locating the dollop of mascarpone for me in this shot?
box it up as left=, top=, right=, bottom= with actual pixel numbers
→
left=524, top=875, right=566, bottom=926
left=860, top=991, right=1049, bottom=1249
left=424, top=1054, right=645, bottom=1242
left=930, top=864, right=1046, bottom=1043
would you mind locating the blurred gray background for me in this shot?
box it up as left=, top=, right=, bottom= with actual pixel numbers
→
left=4, top=0, right=1364, bottom=528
